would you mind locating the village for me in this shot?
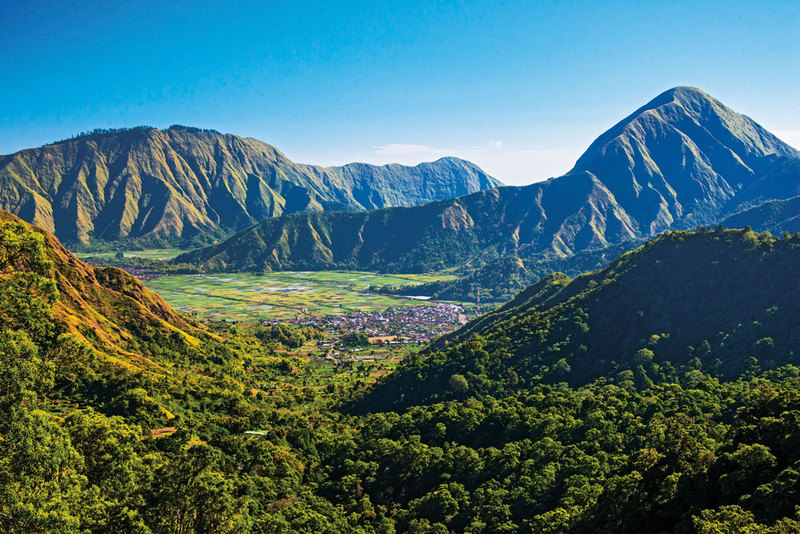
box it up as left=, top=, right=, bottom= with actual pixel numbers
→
left=264, top=303, right=468, bottom=349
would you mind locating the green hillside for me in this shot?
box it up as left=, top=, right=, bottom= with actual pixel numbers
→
left=175, top=87, right=800, bottom=276
left=0, top=126, right=499, bottom=248
left=7, top=212, right=800, bottom=532
left=376, top=242, right=641, bottom=303
left=0, top=210, right=218, bottom=370
left=357, top=227, right=800, bottom=408
left=722, top=194, right=800, bottom=234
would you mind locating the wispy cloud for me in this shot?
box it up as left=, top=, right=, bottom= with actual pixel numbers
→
left=365, top=141, right=579, bottom=185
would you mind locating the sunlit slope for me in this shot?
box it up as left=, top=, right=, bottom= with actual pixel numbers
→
left=0, top=126, right=499, bottom=246
left=0, top=209, right=211, bottom=370
left=570, top=86, right=800, bottom=229
left=177, top=87, right=800, bottom=273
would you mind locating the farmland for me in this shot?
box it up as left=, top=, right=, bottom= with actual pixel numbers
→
left=143, top=270, right=461, bottom=321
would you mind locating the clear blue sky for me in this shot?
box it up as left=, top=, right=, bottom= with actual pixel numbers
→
left=2, top=0, right=798, bottom=185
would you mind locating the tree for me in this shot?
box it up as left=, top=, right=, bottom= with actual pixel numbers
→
left=449, top=374, right=469, bottom=394
left=0, top=222, right=58, bottom=341
left=341, top=333, right=370, bottom=347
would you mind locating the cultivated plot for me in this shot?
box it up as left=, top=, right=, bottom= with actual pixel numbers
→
left=143, top=270, right=459, bottom=321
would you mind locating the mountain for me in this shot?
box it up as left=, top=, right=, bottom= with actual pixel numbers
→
left=721, top=194, right=800, bottom=234
left=176, top=87, right=800, bottom=273
left=0, top=125, right=500, bottom=247
left=355, top=227, right=800, bottom=410
left=569, top=86, right=799, bottom=229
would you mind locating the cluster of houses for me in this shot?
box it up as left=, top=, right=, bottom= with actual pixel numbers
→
left=268, top=303, right=468, bottom=344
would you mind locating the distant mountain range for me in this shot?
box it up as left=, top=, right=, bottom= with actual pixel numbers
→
left=0, top=125, right=500, bottom=247
left=176, top=87, right=800, bottom=273
left=721, top=194, right=800, bottom=234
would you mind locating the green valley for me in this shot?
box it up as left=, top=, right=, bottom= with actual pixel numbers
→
left=7, top=2, right=800, bottom=532
left=142, top=270, right=460, bottom=321
left=4, top=87, right=800, bottom=534
left=6, top=210, right=800, bottom=533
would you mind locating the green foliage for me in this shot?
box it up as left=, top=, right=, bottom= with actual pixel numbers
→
left=342, top=333, right=371, bottom=347
left=380, top=243, right=640, bottom=303
left=257, top=323, right=323, bottom=348
left=358, top=229, right=800, bottom=411
left=7, top=219, right=800, bottom=532
left=448, top=374, right=469, bottom=394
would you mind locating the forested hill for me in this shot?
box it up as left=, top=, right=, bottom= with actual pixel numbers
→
left=356, top=227, right=800, bottom=410
left=722, top=193, right=800, bottom=234
left=0, top=125, right=499, bottom=247
left=8, top=206, right=800, bottom=532
left=0, top=209, right=219, bottom=369
left=175, top=87, right=800, bottom=273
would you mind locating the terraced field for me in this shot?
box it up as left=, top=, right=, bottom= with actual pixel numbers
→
left=143, top=271, right=459, bottom=321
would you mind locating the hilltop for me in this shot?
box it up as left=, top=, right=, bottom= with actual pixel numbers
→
left=0, top=209, right=212, bottom=370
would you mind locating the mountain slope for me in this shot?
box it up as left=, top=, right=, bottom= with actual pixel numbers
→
left=721, top=193, right=800, bottom=234
left=175, top=174, right=639, bottom=272
left=570, top=86, right=799, bottom=231
left=353, top=227, right=800, bottom=410
left=0, top=126, right=500, bottom=247
left=176, top=87, right=800, bottom=273
left=0, top=209, right=216, bottom=370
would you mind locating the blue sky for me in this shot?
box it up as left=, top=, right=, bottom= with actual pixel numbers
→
left=1, top=0, right=798, bottom=185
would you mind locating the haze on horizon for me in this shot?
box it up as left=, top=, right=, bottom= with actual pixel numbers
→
left=1, top=0, right=798, bottom=185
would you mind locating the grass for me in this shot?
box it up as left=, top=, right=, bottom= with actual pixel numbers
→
left=143, top=270, right=460, bottom=321
left=74, top=248, right=184, bottom=261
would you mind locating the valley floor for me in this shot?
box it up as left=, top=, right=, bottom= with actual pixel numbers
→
left=142, top=270, right=464, bottom=322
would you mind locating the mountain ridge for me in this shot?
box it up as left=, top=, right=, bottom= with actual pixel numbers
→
left=0, top=208, right=214, bottom=370
left=0, top=125, right=500, bottom=247
left=175, top=87, right=800, bottom=274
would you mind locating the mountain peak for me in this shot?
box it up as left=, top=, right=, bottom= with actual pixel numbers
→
left=650, top=85, right=710, bottom=106
left=634, top=86, right=738, bottom=124
left=566, top=86, right=800, bottom=232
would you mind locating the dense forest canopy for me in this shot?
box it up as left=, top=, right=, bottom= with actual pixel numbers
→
left=4, top=215, right=800, bottom=532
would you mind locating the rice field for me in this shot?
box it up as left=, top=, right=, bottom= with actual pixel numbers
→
left=143, top=270, right=459, bottom=321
